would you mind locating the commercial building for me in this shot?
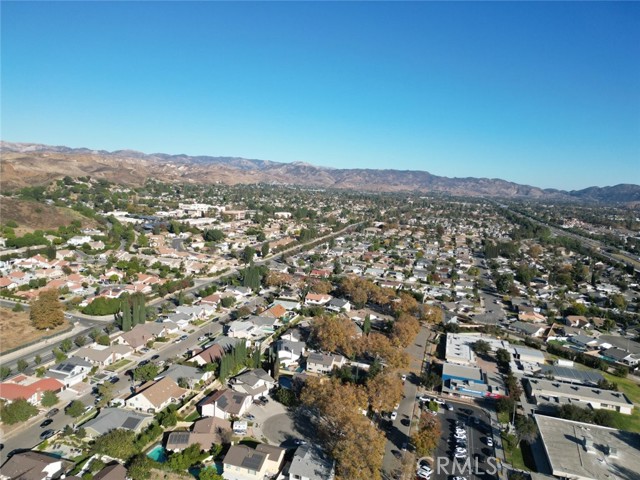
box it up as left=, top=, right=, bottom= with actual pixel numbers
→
left=524, top=378, right=634, bottom=414
left=535, top=414, right=640, bottom=480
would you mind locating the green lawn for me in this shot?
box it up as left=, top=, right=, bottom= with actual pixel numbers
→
left=602, top=372, right=640, bottom=432
left=501, top=433, right=528, bottom=471
left=183, top=411, right=200, bottom=422
left=106, top=358, right=132, bottom=372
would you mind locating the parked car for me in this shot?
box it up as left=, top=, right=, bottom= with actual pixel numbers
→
left=180, top=335, right=188, bottom=341
left=486, top=437, right=493, bottom=447
left=109, top=376, right=120, bottom=384
left=45, top=408, right=59, bottom=418
left=444, top=403, right=454, bottom=411
left=40, top=419, right=53, bottom=428
left=40, top=429, right=55, bottom=440
left=151, top=354, right=160, bottom=361
left=390, top=411, right=398, bottom=421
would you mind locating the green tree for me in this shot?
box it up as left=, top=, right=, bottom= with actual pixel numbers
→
left=74, top=335, right=88, bottom=347
left=17, top=359, right=28, bottom=372
left=127, top=454, right=154, bottom=480
left=121, top=298, right=132, bottom=331
left=473, top=340, right=491, bottom=356
left=12, top=303, right=24, bottom=312
left=93, top=429, right=138, bottom=460
left=133, top=363, right=159, bottom=382
left=59, top=338, right=73, bottom=353
left=242, top=246, right=255, bottom=264
left=363, top=315, right=371, bottom=336
left=34, top=354, right=42, bottom=365
left=41, top=390, right=59, bottom=407
left=515, top=416, right=538, bottom=443
left=96, top=382, right=115, bottom=408
left=65, top=400, right=85, bottom=418
left=261, top=242, right=270, bottom=258
left=0, top=398, right=39, bottom=424
left=0, top=366, right=10, bottom=380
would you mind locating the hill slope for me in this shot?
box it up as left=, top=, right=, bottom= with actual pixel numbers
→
left=1, top=141, right=637, bottom=202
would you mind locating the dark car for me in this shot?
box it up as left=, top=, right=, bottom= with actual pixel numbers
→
left=151, top=354, right=160, bottom=361
left=40, top=429, right=54, bottom=440
left=45, top=408, right=59, bottom=418
left=139, top=360, right=150, bottom=367
left=40, top=419, right=53, bottom=428
left=109, top=376, right=120, bottom=384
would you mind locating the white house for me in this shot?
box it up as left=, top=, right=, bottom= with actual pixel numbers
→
left=200, top=389, right=252, bottom=420
left=125, top=376, right=188, bottom=413
left=230, top=369, right=275, bottom=401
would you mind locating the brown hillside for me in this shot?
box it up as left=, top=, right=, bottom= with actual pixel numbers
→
left=0, top=197, right=100, bottom=235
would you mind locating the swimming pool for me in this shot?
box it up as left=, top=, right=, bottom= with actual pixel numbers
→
left=147, top=444, right=168, bottom=463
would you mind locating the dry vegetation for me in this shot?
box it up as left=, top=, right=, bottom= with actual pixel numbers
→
left=0, top=197, right=99, bottom=235
left=0, top=306, right=69, bottom=353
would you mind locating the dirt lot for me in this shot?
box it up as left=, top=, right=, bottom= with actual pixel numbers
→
left=0, top=306, right=70, bottom=353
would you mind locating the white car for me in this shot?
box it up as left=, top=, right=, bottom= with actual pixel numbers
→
left=486, top=437, right=494, bottom=447
left=455, top=447, right=467, bottom=454
left=390, top=411, right=397, bottom=421
left=454, top=451, right=468, bottom=459
left=416, top=467, right=431, bottom=479
left=401, top=374, right=407, bottom=382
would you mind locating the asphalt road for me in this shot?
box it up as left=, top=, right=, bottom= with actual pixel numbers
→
left=381, top=325, right=431, bottom=479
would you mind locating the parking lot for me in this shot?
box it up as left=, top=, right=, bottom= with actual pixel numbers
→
left=429, top=401, right=498, bottom=480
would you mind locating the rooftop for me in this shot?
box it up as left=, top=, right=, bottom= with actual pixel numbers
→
left=535, top=414, right=640, bottom=480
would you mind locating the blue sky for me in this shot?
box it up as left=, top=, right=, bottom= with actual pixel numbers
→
left=2, top=1, right=639, bottom=190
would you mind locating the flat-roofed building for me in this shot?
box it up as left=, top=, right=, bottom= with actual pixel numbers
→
left=535, top=414, right=640, bottom=480
left=524, top=378, right=634, bottom=414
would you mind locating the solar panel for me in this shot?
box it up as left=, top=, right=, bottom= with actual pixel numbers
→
left=242, top=453, right=265, bottom=470
left=169, top=432, right=190, bottom=445
left=122, top=417, right=142, bottom=430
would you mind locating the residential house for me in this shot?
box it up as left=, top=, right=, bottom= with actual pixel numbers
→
left=230, top=369, right=276, bottom=400
left=284, top=444, right=335, bottom=480
left=114, top=323, right=166, bottom=351
left=157, top=363, right=214, bottom=388
left=304, top=293, right=332, bottom=306
left=325, top=298, right=351, bottom=313
left=564, top=315, right=592, bottom=329
left=200, top=389, right=252, bottom=420
left=223, top=444, right=286, bottom=480
left=601, top=347, right=640, bottom=367
left=0, top=277, right=18, bottom=290
left=166, top=416, right=232, bottom=452
left=47, top=358, right=92, bottom=387
left=73, top=344, right=133, bottom=367
left=191, top=343, right=227, bottom=366
left=126, top=376, right=188, bottom=413
left=0, top=376, right=64, bottom=405
left=306, top=353, right=346, bottom=375
left=262, top=304, right=287, bottom=320
left=275, top=339, right=306, bottom=367
left=83, top=408, right=153, bottom=438
left=93, top=463, right=128, bottom=480
left=509, top=321, right=546, bottom=338
left=0, top=451, right=72, bottom=480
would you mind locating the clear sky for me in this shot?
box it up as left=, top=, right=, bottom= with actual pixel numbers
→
left=2, top=1, right=639, bottom=190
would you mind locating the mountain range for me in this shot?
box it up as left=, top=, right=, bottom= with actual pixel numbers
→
left=1, top=141, right=639, bottom=204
